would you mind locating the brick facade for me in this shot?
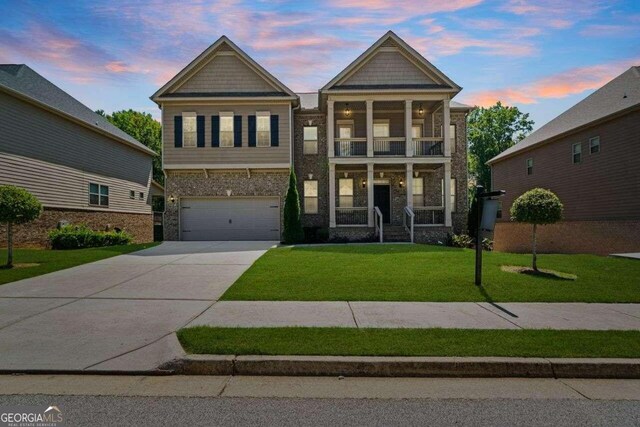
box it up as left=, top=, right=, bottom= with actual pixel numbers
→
left=163, top=170, right=289, bottom=241
left=493, top=220, right=640, bottom=255
left=0, top=207, right=153, bottom=248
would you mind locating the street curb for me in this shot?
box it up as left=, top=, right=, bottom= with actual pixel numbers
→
left=161, top=355, right=640, bottom=378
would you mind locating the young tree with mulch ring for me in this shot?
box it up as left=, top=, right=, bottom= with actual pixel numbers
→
left=283, top=169, right=304, bottom=244
left=0, top=185, right=43, bottom=268
left=510, top=188, right=563, bottom=272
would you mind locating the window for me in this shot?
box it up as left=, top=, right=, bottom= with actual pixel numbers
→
left=139, top=192, right=144, bottom=200
left=590, top=136, right=600, bottom=154
left=129, top=190, right=135, bottom=199
left=338, top=123, right=353, bottom=139
left=412, top=125, right=422, bottom=139
left=412, top=177, right=424, bottom=207
left=219, top=113, right=234, bottom=147
left=339, top=178, right=353, bottom=207
left=304, top=180, right=318, bottom=214
left=441, top=178, right=456, bottom=212
left=257, top=112, right=271, bottom=147
left=373, top=120, right=390, bottom=138
left=526, top=158, right=533, bottom=175
left=182, top=113, right=196, bottom=148
left=89, top=183, right=109, bottom=207
left=303, top=126, right=318, bottom=154
left=572, top=143, right=582, bottom=164
left=450, top=124, right=456, bottom=153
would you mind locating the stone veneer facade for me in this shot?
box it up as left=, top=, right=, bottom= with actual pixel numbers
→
left=164, top=170, right=289, bottom=241
left=0, top=208, right=153, bottom=248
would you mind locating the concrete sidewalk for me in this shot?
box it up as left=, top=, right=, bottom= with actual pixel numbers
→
left=188, top=301, right=640, bottom=330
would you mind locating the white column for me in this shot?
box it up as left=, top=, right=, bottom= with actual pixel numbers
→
left=366, top=100, right=374, bottom=158
left=367, top=163, right=374, bottom=227
left=443, top=98, right=451, bottom=157
left=405, top=100, right=413, bottom=157
left=327, top=100, right=335, bottom=158
left=406, top=163, right=413, bottom=208
left=329, top=163, right=336, bottom=227
left=443, top=162, right=452, bottom=227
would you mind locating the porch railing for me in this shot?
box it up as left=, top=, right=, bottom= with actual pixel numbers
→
left=335, top=207, right=368, bottom=226
left=335, top=138, right=367, bottom=157
left=374, top=206, right=383, bottom=243
left=403, top=206, right=415, bottom=243
left=413, top=206, right=445, bottom=225
left=374, top=137, right=406, bottom=156
left=413, top=137, right=444, bottom=156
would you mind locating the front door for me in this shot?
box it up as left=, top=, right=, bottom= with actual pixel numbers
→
left=374, top=185, right=391, bottom=224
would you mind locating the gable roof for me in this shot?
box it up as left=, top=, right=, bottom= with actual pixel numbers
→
left=151, top=36, right=298, bottom=103
left=489, top=66, right=640, bottom=164
left=0, top=64, right=155, bottom=156
left=321, top=31, right=461, bottom=93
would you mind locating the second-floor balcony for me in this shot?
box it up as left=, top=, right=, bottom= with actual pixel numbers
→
left=333, top=137, right=444, bottom=157
left=328, top=98, right=453, bottom=160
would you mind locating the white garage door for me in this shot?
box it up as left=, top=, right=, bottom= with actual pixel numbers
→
left=180, top=197, right=280, bottom=241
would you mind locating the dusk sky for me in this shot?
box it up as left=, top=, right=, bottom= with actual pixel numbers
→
left=1, top=0, right=638, bottom=129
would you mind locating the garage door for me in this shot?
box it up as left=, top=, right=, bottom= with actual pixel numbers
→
left=180, top=197, right=280, bottom=241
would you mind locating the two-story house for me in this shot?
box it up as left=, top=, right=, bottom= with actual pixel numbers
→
left=153, top=31, right=472, bottom=242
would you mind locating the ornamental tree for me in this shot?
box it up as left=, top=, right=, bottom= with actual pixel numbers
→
left=0, top=185, right=43, bottom=268
left=510, top=188, right=563, bottom=271
left=282, top=169, right=304, bottom=244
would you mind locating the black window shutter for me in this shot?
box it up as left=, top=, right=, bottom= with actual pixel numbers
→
left=234, top=115, right=242, bottom=147
left=270, top=115, right=279, bottom=147
left=211, top=116, right=220, bottom=147
left=196, top=115, right=205, bottom=147
left=248, top=115, right=256, bottom=147
left=174, top=116, right=182, bottom=148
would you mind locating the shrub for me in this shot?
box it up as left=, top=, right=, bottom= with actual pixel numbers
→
left=510, top=188, right=563, bottom=271
left=283, top=168, right=304, bottom=244
left=48, top=224, right=132, bottom=250
left=448, top=233, right=493, bottom=251
left=0, top=185, right=42, bottom=267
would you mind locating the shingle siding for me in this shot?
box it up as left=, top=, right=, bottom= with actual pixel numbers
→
left=339, top=51, right=435, bottom=87
left=162, top=103, right=290, bottom=166
left=0, top=92, right=152, bottom=214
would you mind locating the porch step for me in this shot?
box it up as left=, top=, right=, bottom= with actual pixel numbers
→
left=382, top=226, right=411, bottom=242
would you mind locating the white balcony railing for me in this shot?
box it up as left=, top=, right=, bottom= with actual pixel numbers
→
left=413, top=137, right=444, bottom=156
left=335, top=207, right=368, bottom=226
left=413, top=206, right=445, bottom=225
left=373, top=137, right=406, bottom=156
left=334, top=138, right=367, bottom=157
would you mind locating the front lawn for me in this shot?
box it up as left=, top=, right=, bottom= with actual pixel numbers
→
left=0, top=243, right=159, bottom=285
left=221, top=244, right=640, bottom=302
left=178, top=327, right=640, bottom=358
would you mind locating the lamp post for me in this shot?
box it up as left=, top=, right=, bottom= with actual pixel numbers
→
left=475, top=185, right=505, bottom=287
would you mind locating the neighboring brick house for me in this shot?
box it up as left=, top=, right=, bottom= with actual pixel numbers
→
left=154, top=31, right=472, bottom=242
left=0, top=65, right=156, bottom=247
left=489, top=66, right=640, bottom=255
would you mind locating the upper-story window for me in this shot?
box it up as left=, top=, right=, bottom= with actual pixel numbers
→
left=304, top=126, right=318, bottom=154
left=590, top=136, right=600, bottom=154
left=412, top=122, right=423, bottom=139
left=441, top=124, right=456, bottom=153
left=572, top=142, right=582, bottom=164
left=373, top=120, right=390, bottom=138
left=220, top=112, right=234, bottom=147
left=526, top=158, right=533, bottom=175
left=182, top=112, right=197, bottom=148
left=257, top=111, right=271, bottom=147
left=89, top=183, right=109, bottom=207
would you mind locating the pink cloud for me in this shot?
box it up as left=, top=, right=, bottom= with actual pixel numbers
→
left=407, top=31, right=535, bottom=58
left=329, top=0, right=483, bottom=14
left=460, top=59, right=639, bottom=107
left=501, top=0, right=608, bottom=29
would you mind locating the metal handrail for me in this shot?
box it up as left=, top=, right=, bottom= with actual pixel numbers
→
left=374, top=206, right=383, bottom=243
left=403, top=206, right=415, bottom=243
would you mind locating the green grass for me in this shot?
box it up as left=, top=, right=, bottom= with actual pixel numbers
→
left=178, top=327, right=640, bottom=358
left=221, top=244, right=640, bottom=302
left=0, top=243, right=159, bottom=285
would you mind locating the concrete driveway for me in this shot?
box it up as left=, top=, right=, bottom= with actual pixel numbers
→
left=0, top=241, right=275, bottom=372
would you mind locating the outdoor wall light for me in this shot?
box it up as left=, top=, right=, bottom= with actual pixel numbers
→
left=418, top=103, right=424, bottom=116
left=379, top=172, right=384, bottom=178
left=169, top=195, right=176, bottom=204
left=308, top=173, right=313, bottom=180
left=414, top=170, right=419, bottom=178
left=361, top=179, right=366, bottom=188
left=344, top=103, right=351, bottom=117
left=399, top=178, right=404, bottom=188
left=344, top=172, right=349, bottom=178
left=226, top=189, right=232, bottom=196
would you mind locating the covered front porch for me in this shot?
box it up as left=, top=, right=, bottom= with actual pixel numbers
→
left=328, top=161, right=453, bottom=242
